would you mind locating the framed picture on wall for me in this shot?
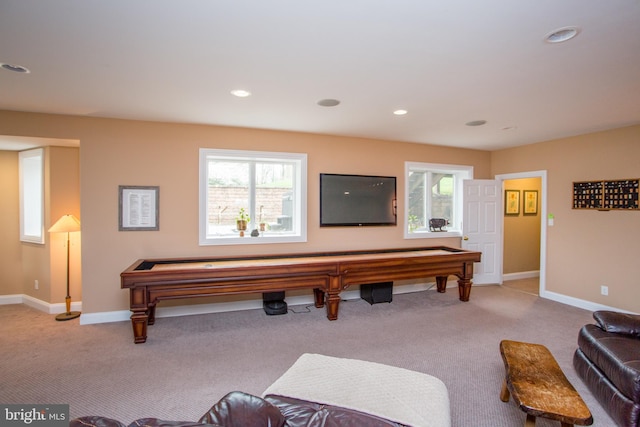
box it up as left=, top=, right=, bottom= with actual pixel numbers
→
left=119, top=185, right=159, bottom=231
left=523, top=190, right=538, bottom=215
left=505, top=190, right=520, bottom=216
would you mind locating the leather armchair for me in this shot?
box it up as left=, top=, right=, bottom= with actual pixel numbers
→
left=574, top=310, right=640, bottom=427
left=70, top=391, right=406, bottom=427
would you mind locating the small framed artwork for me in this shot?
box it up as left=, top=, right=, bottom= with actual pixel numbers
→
left=505, top=190, right=520, bottom=216
left=119, top=185, right=159, bottom=231
left=523, top=190, right=538, bottom=215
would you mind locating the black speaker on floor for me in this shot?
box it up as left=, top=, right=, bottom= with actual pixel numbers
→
left=263, top=291, right=288, bottom=315
left=360, top=282, right=393, bottom=305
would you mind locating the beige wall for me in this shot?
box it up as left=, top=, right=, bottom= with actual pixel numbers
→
left=0, top=147, right=81, bottom=304
left=503, top=178, right=541, bottom=274
left=48, top=147, right=81, bottom=303
left=492, top=125, right=640, bottom=313
left=3, top=110, right=637, bottom=315
left=0, top=151, right=22, bottom=294
left=0, top=110, right=492, bottom=314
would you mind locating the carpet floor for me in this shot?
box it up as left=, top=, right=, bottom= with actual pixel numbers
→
left=0, top=284, right=615, bottom=426
left=502, top=277, right=539, bottom=296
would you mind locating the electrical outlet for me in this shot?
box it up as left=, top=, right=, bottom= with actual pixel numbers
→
left=34, top=280, right=39, bottom=290
left=600, top=285, right=608, bottom=296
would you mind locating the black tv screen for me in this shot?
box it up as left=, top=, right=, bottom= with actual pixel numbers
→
left=320, top=173, right=397, bottom=227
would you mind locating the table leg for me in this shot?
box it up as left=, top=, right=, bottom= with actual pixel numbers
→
left=525, top=414, right=536, bottom=427
left=500, top=379, right=510, bottom=402
left=435, top=276, right=448, bottom=293
left=147, top=304, right=157, bottom=325
left=130, top=311, right=148, bottom=344
left=457, top=277, right=472, bottom=301
left=313, top=288, right=325, bottom=308
left=326, top=292, right=340, bottom=320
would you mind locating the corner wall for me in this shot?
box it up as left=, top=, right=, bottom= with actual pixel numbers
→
left=0, top=151, right=22, bottom=295
left=492, top=125, right=640, bottom=313
left=11, top=147, right=80, bottom=305
left=48, top=147, right=81, bottom=303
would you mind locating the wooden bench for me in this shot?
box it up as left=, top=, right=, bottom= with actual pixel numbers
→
left=499, top=340, right=593, bottom=427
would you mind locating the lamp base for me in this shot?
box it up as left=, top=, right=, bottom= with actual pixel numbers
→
left=56, top=311, right=81, bottom=321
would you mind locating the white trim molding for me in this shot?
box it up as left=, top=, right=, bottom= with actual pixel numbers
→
left=503, top=271, right=540, bottom=281
left=80, top=281, right=441, bottom=325
left=4, top=282, right=636, bottom=326
left=541, top=290, right=638, bottom=315
left=0, top=294, right=82, bottom=315
left=0, top=294, right=23, bottom=305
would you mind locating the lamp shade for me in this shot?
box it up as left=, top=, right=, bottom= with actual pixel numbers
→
left=48, top=214, right=81, bottom=233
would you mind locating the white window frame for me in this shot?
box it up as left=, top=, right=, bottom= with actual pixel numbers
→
left=404, top=161, right=473, bottom=239
left=19, top=148, right=45, bottom=244
left=199, top=148, right=307, bottom=246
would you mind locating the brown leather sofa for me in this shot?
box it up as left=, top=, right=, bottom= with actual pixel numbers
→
left=573, top=310, right=640, bottom=427
left=69, top=391, right=407, bottom=427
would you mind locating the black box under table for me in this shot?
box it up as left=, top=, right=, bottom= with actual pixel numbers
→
left=360, top=282, right=393, bottom=304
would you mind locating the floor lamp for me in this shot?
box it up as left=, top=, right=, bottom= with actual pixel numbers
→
left=49, top=214, right=81, bottom=321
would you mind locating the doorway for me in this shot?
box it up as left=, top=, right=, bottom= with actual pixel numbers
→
left=496, top=171, right=547, bottom=296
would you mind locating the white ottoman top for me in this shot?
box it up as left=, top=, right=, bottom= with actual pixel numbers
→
left=262, top=353, right=451, bottom=427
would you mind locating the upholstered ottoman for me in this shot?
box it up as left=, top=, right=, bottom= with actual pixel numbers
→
left=262, top=353, right=451, bottom=427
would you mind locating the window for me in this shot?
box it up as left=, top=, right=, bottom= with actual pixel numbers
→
left=405, top=162, right=472, bottom=238
left=199, top=148, right=307, bottom=245
left=19, top=148, right=45, bottom=244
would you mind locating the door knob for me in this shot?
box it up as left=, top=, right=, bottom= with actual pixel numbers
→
left=463, top=236, right=469, bottom=241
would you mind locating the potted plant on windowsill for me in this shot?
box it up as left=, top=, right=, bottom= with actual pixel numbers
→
left=259, top=205, right=267, bottom=232
left=237, top=208, right=250, bottom=234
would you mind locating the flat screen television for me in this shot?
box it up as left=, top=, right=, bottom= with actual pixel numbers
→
left=320, top=173, right=397, bottom=227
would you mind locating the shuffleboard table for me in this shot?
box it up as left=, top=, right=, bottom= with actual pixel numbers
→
left=121, top=246, right=482, bottom=343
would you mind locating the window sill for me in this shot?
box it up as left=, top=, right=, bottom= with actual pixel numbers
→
left=404, top=230, right=462, bottom=239
left=200, top=234, right=306, bottom=246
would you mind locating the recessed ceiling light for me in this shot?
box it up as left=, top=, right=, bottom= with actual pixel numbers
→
left=230, top=89, right=251, bottom=97
left=465, top=120, right=487, bottom=127
left=393, top=109, right=408, bottom=116
left=317, top=99, right=340, bottom=107
left=1, top=63, right=30, bottom=73
left=545, top=26, right=580, bottom=43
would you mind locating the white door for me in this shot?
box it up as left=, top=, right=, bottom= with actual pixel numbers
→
left=462, top=179, right=502, bottom=285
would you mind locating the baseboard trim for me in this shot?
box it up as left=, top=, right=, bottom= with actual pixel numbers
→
left=0, top=294, right=82, bottom=315
left=0, top=294, right=24, bottom=305
left=503, top=271, right=540, bottom=281
left=22, top=294, right=53, bottom=312
left=540, top=290, right=637, bottom=314
left=80, top=309, right=131, bottom=325
left=79, top=281, right=441, bottom=325
left=13, top=278, right=632, bottom=325
left=80, top=293, right=345, bottom=325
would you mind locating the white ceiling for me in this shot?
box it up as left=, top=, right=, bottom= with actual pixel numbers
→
left=1, top=0, right=639, bottom=151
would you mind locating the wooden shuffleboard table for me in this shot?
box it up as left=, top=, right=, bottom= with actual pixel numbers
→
left=121, top=246, right=482, bottom=343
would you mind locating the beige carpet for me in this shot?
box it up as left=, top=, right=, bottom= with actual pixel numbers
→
left=0, top=285, right=614, bottom=426
left=502, top=277, right=539, bottom=296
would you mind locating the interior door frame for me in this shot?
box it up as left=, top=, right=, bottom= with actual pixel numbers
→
left=495, top=170, right=547, bottom=295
